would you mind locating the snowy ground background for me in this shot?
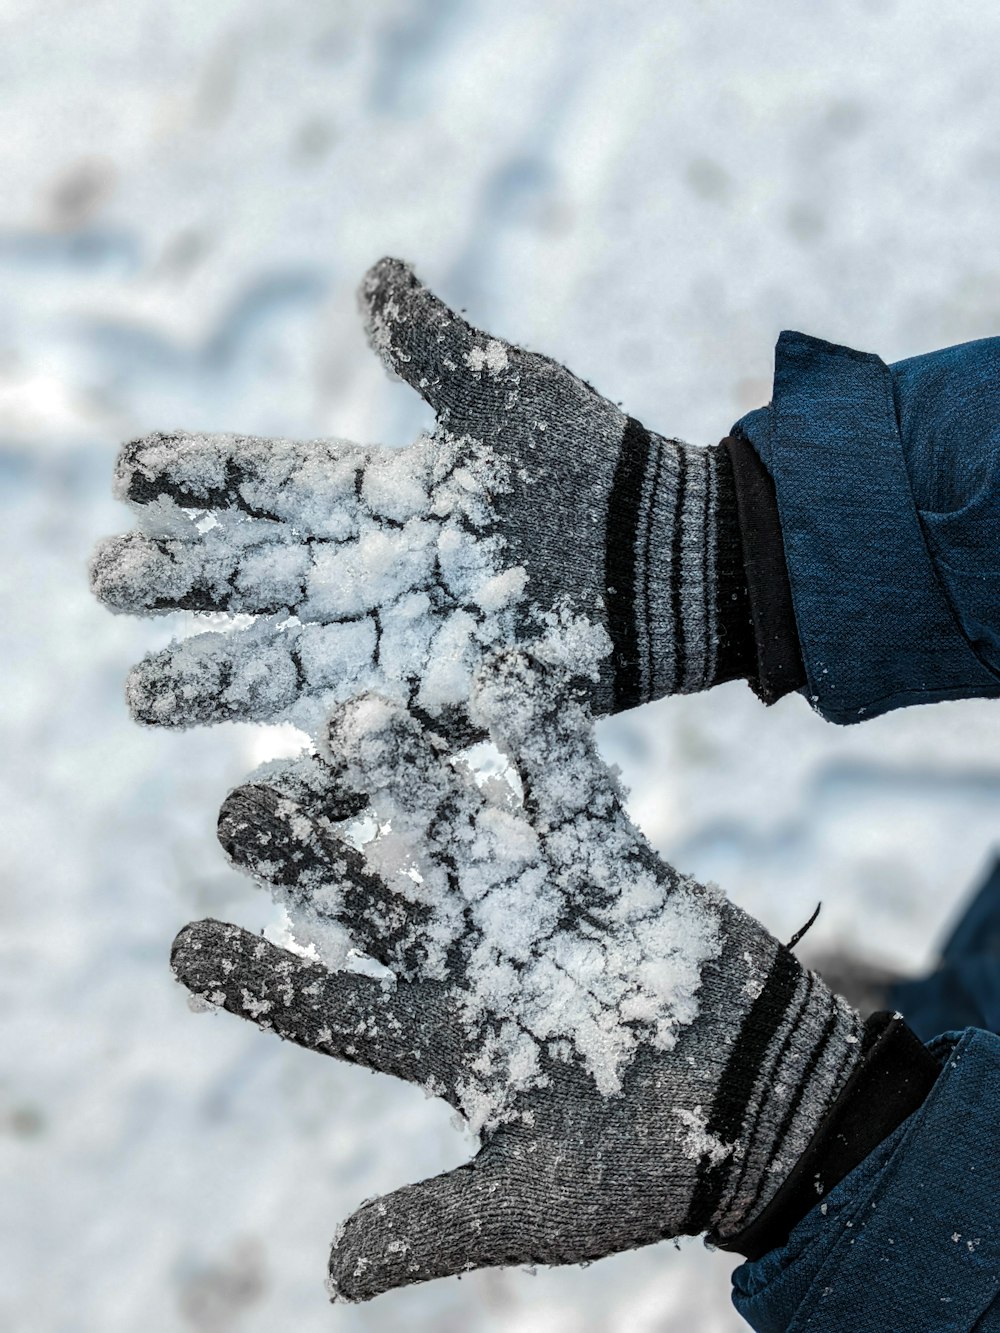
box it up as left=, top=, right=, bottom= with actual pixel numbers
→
left=3, top=3, right=1000, bottom=1329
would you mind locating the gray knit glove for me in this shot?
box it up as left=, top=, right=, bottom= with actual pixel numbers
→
left=170, top=653, right=862, bottom=1302
left=91, top=259, right=751, bottom=735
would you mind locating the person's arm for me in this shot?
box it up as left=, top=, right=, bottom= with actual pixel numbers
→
left=732, top=1026, right=1000, bottom=1332
left=729, top=332, right=1000, bottom=723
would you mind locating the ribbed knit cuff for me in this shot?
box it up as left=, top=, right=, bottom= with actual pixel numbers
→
left=714, top=1011, right=941, bottom=1260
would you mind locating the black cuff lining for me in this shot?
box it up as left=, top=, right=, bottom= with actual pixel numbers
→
left=714, top=1011, right=941, bottom=1262
left=722, top=433, right=807, bottom=705
left=711, top=442, right=760, bottom=687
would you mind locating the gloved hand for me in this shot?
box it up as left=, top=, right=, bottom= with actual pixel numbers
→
left=91, top=259, right=753, bottom=735
left=171, top=652, right=864, bottom=1302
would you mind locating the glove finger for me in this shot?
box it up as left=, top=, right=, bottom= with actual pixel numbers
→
left=470, top=649, right=613, bottom=826
left=324, top=698, right=487, bottom=980
left=125, top=619, right=379, bottom=729
left=326, top=694, right=479, bottom=829
left=92, top=524, right=442, bottom=622
left=359, top=257, right=515, bottom=420
left=328, top=1162, right=537, bottom=1302
left=217, top=778, right=434, bottom=975
left=117, top=429, right=458, bottom=536
left=171, top=919, right=464, bottom=1092
left=114, top=430, right=371, bottom=537
left=123, top=622, right=493, bottom=735
left=90, top=530, right=313, bottom=616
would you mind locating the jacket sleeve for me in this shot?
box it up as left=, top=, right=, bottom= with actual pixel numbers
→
left=730, top=1027, right=1000, bottom=1332
left=732, top=333, right=1000, bottom=724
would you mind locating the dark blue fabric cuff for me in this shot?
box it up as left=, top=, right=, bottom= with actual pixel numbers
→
left=731, top=1028, right=1000, bottom=1332
left=733, top=332, right=1000, bottom=724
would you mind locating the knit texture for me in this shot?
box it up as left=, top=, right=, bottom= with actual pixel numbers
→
left=91, top=258, right=754, bottom=732
left=171, top=652, right=863, bottom=1303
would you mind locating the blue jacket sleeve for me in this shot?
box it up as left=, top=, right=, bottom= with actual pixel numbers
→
left=733, top=334, right=1000, bottom=724
left=731, top=1028, right=1000, bottom=1332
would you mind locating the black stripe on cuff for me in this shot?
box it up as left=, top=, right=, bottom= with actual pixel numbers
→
left=685, top=944, right=803, bottom=1231
left=606, top=417, right=651, bottom=710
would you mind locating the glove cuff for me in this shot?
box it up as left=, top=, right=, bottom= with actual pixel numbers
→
left=712, top=1010, right=941, bottom=1259
left=681, top=938, right=867, bottom=1242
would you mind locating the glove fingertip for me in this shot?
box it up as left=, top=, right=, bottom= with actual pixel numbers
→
left=356, top=258, right=473, bottom=415
left=113, top=430, right=185, bottom=505
left=169, top=917, right=233, bottom=988
left=470, top=648, right=552, bottom=735
left=216, top=782, right=283, bottom=867
left=124, top=655, right=180, bottom=728
left=358, top=255, right=417, bottom=311
left=326, top=1219, right=374, bottom=1304
left=88, top=533, right=130, bottom=609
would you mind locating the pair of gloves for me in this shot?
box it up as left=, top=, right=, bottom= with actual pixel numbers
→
left=92, top=259, right=877, bottom=1303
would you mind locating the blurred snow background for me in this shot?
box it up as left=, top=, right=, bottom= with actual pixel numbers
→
left=3, top=2, right=1000, bottom=1328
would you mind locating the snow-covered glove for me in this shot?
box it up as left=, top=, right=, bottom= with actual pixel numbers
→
left=91, top=258, right=753, bottom=735
left=170, top=652, right=867, bottom=1302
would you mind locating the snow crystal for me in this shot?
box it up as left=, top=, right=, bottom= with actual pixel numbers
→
left=241, top=989, right=272, bottom=1019
left=673, top=1106, right=735, bottom=1168
left=464, top=339, right=510, bottom=375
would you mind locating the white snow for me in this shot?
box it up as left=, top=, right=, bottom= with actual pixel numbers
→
left=7, top=5, right=1000, bottom=1331
left=673, top=1107, right=735, bottom=1169
left=465, top=341, right=511, bottom=376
